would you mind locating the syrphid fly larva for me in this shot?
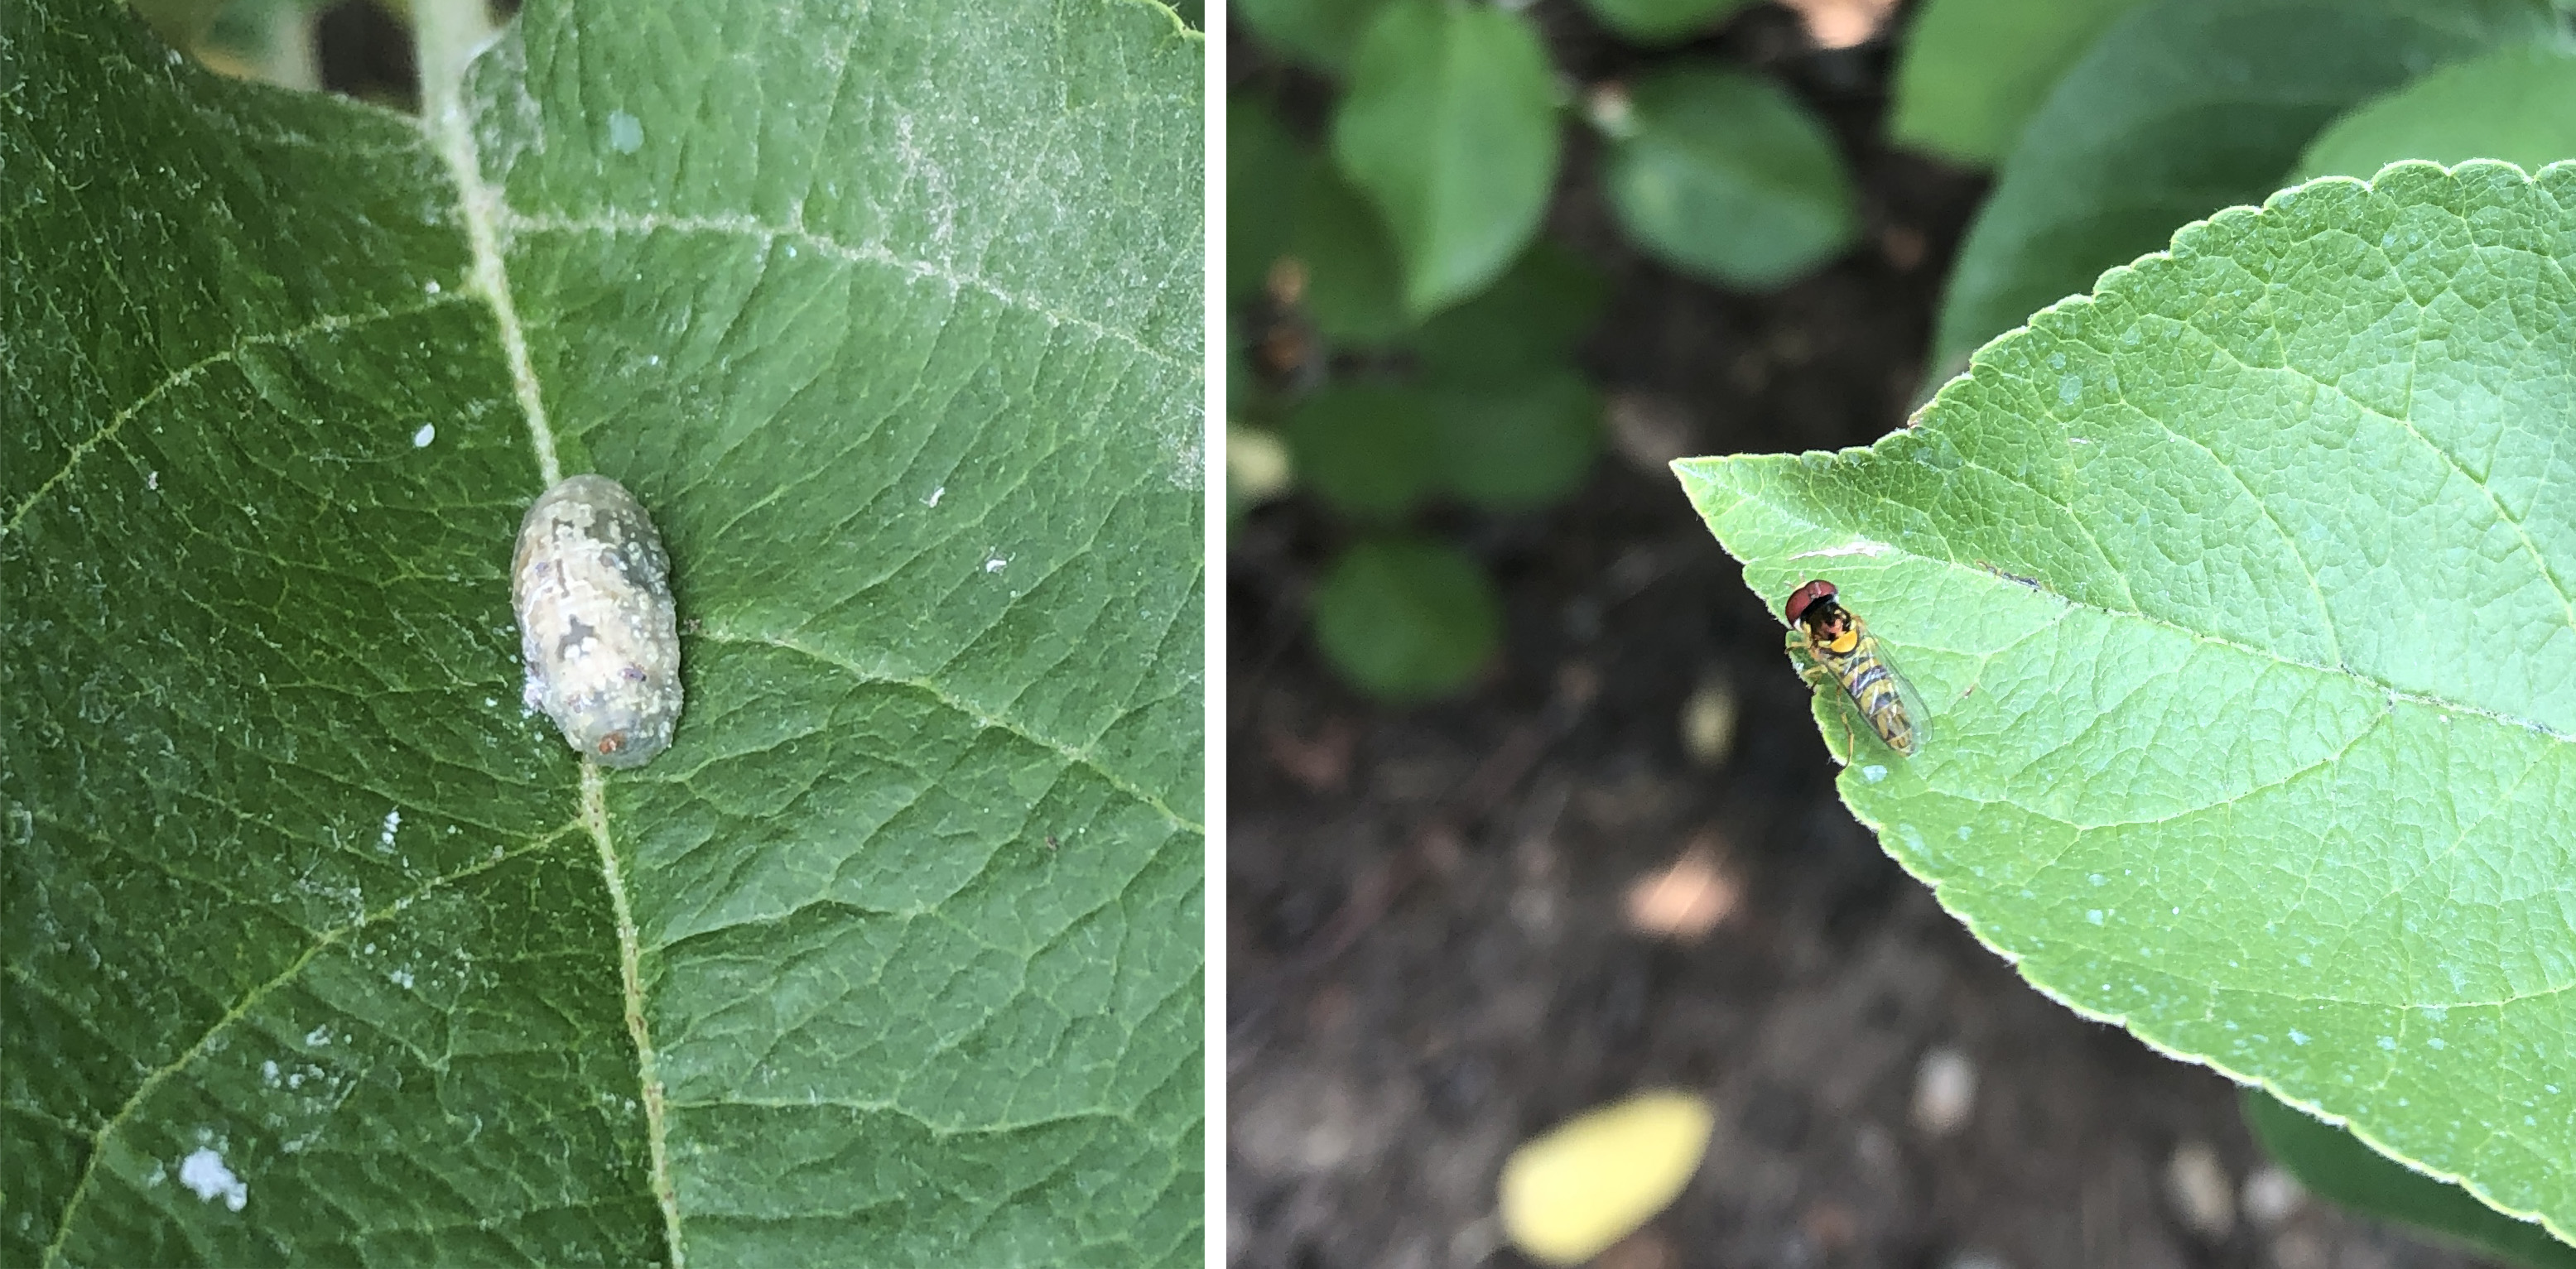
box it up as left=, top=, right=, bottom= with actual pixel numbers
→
left=1783, top=579, right=1924, bottom=757
left=512, top=474, right=682, bottom=768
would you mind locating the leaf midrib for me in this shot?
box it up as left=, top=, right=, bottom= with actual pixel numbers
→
left=415, top=2, right=679, bottom=1264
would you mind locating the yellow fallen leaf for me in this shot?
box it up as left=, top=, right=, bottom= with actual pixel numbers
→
left=1499, top=1090, right=1715, bottom=1266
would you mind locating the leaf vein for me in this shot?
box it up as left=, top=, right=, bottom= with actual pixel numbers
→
left=2, top=296, right=474, bottom=538
left=701, top=627, right=1201, bottom=834
left=493, top=209, right=1191, bottom=373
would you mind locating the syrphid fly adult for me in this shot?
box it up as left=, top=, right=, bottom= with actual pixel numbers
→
left=1783, top=579, right=1925, bottom=757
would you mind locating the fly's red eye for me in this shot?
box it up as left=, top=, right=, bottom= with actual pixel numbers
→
left=1784, top=579, right=1837, bottom=624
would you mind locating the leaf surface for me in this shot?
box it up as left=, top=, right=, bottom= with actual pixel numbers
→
left=1677, top=161, right=2576, bottom=1246
left=1, top=1, right=1203, bottom=1265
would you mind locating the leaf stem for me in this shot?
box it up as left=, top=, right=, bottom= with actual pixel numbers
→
left=583, top=763, right=687, bottom=1268
left=412, top=0, right=564, bottom=487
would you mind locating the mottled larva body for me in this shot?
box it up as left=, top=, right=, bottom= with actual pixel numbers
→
left=512, top=474, right=682, bottom=768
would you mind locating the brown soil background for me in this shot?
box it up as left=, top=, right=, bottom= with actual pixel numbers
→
left=1225, top=5, right=2502, bottom=1267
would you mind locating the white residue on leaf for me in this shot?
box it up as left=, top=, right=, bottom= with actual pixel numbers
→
left=1788, top=541, right=1891, bottom=560
left=378, top=809, right=401, bottom=852
left=412, top=423, right=436, bottom=449
left=262, top=1060, right=280, bottom=1085
left=306, top=1026, right=331, bottom=1047
left=985, top=555, right=1008, bottom=574
left=607, top=109, right=644, bottom=154
left=1860, top=764, right=1888, bottom=783
left=146, top=470, right=159, bottom=490
left=390, top=968, right=415, bottom=989
left=178, top=1147, right=248, bottom=1212
left=925, top=485, right=945, bottom=507
left=424, top=279, right=441, bottom=296
left=1167, top=424, right=1205, bottom=489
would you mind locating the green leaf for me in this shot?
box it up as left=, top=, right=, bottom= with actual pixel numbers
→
left=2246, top=1091, right=2576, bottom=1268
left=197, top=0, right=325, bottom=94
left=125, top=0, right=223, bottom=48
left=1929, top=0, right=2560, bottom=382
left=1232, top=91, right=1307, bottom=306
left=1888, top=0, right=2149, bottom=166
left=1408, top=240, right=1608, bottom=381
left=2294, top=44, right=2576, bottom=182
left=4, top=0, right=1203, bottom=1264
left=1675, top=161, right=2576, bottom=1246
left=1431, top=371, right=1602, bottom=510
left=1292, top=157, right=1415, bottom=347
left=1286, top=383, right=1442, bottom=517
left=1332, top=0, right=1563, bottom=316
left=1311, top=536, right=1501, bottom=701
left=1577, top=0, right=1757, bottom=46
left=1234, top=0, right=1394, bottom=72
left=1601, top=65, right=1857, bottom=289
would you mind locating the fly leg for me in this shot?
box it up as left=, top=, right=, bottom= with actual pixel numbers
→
left=1790, top=650, right=1858, bottom=764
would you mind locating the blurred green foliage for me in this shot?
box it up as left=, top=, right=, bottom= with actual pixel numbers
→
left=1889, top=0, right=2149, bottom=164
left=2290, top=42, right=2576, bottom=180
left=1232, top=0, right=1855, bottom=704
left=1331, top=0, right=1564, bottom=315
left=1288, top=384, right=1442, bottom=517
left=1601, top=67, right=1858, bottom=286
left=1580, top=0, right=1757, bottom=46
left=128, top=0, right=324, bottom=90
left=1311, top=537, right=1504, bottom=701
left=1233, top=0, right=1390, bottom=72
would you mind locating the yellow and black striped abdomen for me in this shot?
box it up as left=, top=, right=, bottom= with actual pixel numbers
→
left=1815, top=635, right=1919, bottom=756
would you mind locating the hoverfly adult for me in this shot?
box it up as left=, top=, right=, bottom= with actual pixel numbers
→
left=1784, top=579, right=1925, bottom=757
